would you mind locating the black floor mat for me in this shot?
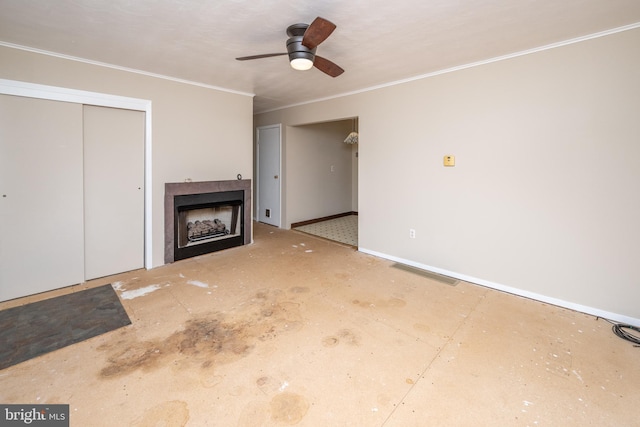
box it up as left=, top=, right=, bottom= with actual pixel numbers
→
left=0, top=284, right=131, bottom=370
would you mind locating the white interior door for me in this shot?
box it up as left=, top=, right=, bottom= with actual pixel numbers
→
left=0, top=95, right=85, bottom=301
left=257, top=125, right=281, bottom=227
left=83, top=105, right=145, bottom=280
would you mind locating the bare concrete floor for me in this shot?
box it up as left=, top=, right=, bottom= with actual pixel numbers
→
left=1, top=222, right=639, bottom=426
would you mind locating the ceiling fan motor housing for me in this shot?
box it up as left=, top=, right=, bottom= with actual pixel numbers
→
left=286, top=23, right=315, bottom=63
left=286, top=35, right=316, bottom=62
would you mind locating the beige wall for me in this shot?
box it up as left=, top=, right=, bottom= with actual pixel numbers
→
left=285, top=121, right=354, bottom=227
left=255, top=28, right=640, bottom=322
left=0, top=45, right=253, bottom=269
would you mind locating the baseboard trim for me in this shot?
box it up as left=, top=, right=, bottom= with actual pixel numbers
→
left=359, top=247, right=640, bottom=327
left=291, top=211, right=358, bottom=228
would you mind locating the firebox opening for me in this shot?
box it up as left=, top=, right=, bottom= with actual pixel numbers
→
left=173, top=190, right=244, bottom=261
left=177, top=202, right=242, bottom=247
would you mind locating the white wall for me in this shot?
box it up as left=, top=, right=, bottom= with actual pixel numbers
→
left=285, top=121, right=354, bottom=227
left=255, top=27, right=640, bottom=323
left=0, top=45, right=253, bottom=269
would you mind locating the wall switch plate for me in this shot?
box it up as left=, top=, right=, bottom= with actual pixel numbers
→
left=444, top=155, right=455, bottom=166
left=265, top=209, right=271, bottom=218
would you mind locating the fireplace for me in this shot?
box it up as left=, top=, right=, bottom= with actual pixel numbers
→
left=165, top=180, right=251, bottom=263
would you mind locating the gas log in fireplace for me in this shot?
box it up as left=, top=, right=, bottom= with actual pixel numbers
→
left=165, top=180, right=251, bottom=263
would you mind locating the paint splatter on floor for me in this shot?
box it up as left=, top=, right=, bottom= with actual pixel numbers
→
left=187, top=280, right=209, bottom=288
left=118, top=284, right=161, bottom=300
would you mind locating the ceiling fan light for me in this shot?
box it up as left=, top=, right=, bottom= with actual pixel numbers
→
left=290, top=57, right=313, bottom=71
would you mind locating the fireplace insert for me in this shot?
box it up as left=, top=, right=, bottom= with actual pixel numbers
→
left=165, top=180, right=252, bottom=264
left=173, top=190, right=244, bottom=261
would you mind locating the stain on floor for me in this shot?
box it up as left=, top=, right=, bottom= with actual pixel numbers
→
left=98, top=289, right=304, bottom=379
left=351, top=297, right=407, bottom=309
left=270, top=392, right=309, bottom=425
left=131, top=400, right=189, bottom=427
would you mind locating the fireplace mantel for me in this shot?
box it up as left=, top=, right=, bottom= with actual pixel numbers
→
left=164, top=180, right=252, bottom=263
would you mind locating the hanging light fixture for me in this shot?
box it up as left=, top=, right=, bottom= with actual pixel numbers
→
left=344, top=117, right=358, bottom=144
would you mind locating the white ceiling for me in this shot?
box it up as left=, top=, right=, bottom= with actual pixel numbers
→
left=1, top=0, right=639, bottom=113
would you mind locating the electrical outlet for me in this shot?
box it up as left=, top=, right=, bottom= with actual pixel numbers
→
left=409, top=229, right=416, bottom=239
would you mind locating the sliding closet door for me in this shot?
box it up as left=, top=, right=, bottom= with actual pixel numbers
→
left=83, top=105, right=145, bottom=280
left=0, top=95, right=85, bottom=301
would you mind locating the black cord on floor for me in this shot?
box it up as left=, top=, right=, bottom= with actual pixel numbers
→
left=599, top=317, right=640, bottom=347
left=612, top=324, right=640, bottom=347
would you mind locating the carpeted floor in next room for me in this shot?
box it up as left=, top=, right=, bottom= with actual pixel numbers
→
left=0, top=221, right=638, bottom=426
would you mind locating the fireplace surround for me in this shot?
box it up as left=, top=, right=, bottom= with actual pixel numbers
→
left=165, top=180, right=251, bottom=263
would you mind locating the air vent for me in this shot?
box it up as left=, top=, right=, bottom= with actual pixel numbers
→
left=391, top=263, right=459, bottom=286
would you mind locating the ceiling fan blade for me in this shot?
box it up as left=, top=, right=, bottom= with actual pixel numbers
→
left=313, top=55, right=344, bottom=77
left=236, top=53, right=287, bottom=61
left=302, top=17, right=336, bottom=49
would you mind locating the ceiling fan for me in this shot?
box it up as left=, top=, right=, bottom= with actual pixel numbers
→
left=236, top=17, right=344, bottom=77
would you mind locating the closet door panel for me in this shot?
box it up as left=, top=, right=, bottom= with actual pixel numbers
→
left=0, top=95, right=85, bottom=301
left=83, top=105, right=145, bottom=280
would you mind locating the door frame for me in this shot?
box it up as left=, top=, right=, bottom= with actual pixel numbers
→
left=256, top=124, right=282, bottom=227
left=0, top=78, right=153, bottom=269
